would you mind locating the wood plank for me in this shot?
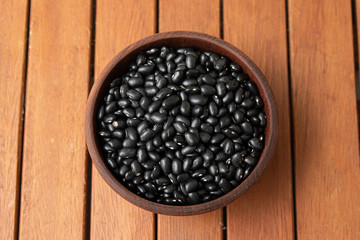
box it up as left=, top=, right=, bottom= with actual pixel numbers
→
left=159, top=0, right=220, bottom=36
left=288, top=0, right=360, bottom=239
left=158, top=1, right=222, bottom=240
left=19, top=0, right=91, bottom=238
left=224, top=0, right=294, bottom=239
left=0, top=0, right=28, bottom=239
left=90, top=1, right=156, bottom=239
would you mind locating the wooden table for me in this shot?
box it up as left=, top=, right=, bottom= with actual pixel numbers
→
left=1, top=0, right=359, bottom=239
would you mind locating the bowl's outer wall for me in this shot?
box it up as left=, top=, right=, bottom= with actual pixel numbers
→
left=85, top=31, right=278, bottom=215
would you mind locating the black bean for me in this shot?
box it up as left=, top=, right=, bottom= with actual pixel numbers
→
left=231, top=152, right=244, bottom=167
left=202, top=74, right=216, bottom=85
left=233, top=110, right=244, bottom=123
left=219, top=178, right=232, bottom=193
left=128, top=77, right=144, bottom=87
left=240, top=121, right=254, bottom=135
left=173, top=121, right=187, bottom=133
left=205, top=183, right=218, bottom=191
left=188, top=192, right=200, bottom=204
left=138, top=64, right=155, bottom=75
left=158, top=157, right=170, bottom=174
left=185, top=179, right=198, bottom=192
left=186, top=55, right=197, bottom=69
left=199, top=132, right=211, bottom=143
left=189, top=95, right=207, bottom=105
left=203, top=149, right=214, bottom=161
left=97, top=106, right=105, bottom=119
left=241, top=98, right=255, bottom=109
left=131, top=160, right=142, bottom=176
left=106, top=158, right=117, bottom=169
left=126, top=89, right=142, bottom=100
left=218, top=162, right=227, bottom=175
left=184, top=132, right=199, bottom=146
left=214, top=57, right=227, bottom=71
left=125, top=171, right=135, bottom=181
left=210, top=133, right=225, bottom=144
left=248, top=137, right=264, bottom=150
left=258, top=112, right=267, bottom=127
left=140, top=129, right=155, bottom=141
left=150, top=112, right=166, bottom=124
left=172, top=158, right=182, bottom=175
left=119, top=165, right=129, bottom=176
left=200, top=85, right=216, bottom=95
left=107, top=139, right=122, bottom=149
left=162, top=95, right=181, bottom=109
left=177, top=173, right=191, bottom=183
left=148, top=99, right=161, bottom=113
left=126, top=127, right=138, bottom=141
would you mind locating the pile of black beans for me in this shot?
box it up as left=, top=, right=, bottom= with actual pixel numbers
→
left=97, top=46, right=266, bottom=205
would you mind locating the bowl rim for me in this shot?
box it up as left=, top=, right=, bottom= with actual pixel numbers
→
left=85, top=31, right=278, bottom=216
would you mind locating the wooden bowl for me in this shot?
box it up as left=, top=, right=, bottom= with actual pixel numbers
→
left=85, top=31, right=278, bottom=215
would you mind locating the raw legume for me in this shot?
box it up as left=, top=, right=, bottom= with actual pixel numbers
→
left=97, top=46, right=266, bottom=205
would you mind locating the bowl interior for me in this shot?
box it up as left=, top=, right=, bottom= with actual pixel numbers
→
left=86, top=32, right=278, bottom=215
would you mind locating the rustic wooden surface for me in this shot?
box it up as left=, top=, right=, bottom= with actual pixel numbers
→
left=1, top=0, right=360, bottom=239
left=0, top=0, right=28, bottom=239
left=158, top=1, right=222, bottom=239
left=288, top=0, right=360, bottom=239
left=224, top=0, right=294, bottom=239
left=18, top=0, right=91, bottom=239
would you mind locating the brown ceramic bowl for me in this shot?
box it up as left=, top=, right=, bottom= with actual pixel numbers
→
left=85, top=31, right=278, bottom=216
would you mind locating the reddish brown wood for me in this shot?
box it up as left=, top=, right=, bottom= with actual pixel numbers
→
left=19, top=0, right=91, bottom=238
left=224, top=0, right=295, bottom=239
left=90, top=1, right=156, bottom=239
left=0, top=0, right=28, bottom=239
left=289, top=0, right=360, bottom=239
left=86, top=31, right=278, bottom=216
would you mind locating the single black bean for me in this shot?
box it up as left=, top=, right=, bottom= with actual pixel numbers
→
left=143, top=160, right=157, bottom=170
left=199, top=132, right=211, bottom=143
left=125, top=171, right=135, bottom=181
left=131, top=160, right=142, bottom=176
left=177, top=173, right=191, bottom=183
left=122, top=139, right=136, bottom=148
left=138, top=64, right=155, bottom=75
left=180, top=101, right=191, bottom=116
left=203, top=149, right=214, bottom=161
left=240, top=121, right=254, bottom=135
left=258, top=112, right=267, bottom=127
left=188, top=192, right=200, bottom=204
left=128, top=77, right=144, bottom=87
left=162, top=95, right=181, bottom=109
left=119, top=148, right=136, bottom=158
left=233, top=110, right=244, bottom=123
left=189, top=95, right=207, bottom=105
left=210, top=133, right=225, bottom=144
left=248, top=138, right=264, bottom=150
left=172, top=158, right=182, bottom=175
left=184, top=132, right=198, bottom=146
left=126, top=89, right=142, bottom=100
left=140, top=128, right=155, bottom=141
left=185, top=179, right=198, bottom=192
left=107, top=139, right=122, bottom=149
left=173, top=121, right=187, bottom=133
left=214, top=57, right=227, bottom=71
left=231, top=152, right=244, bottom=167
left=205, top=183, right=218, bottom=191
left=200, top=85, right=216, bottom=95
left=106, top=158, right=117, bottom=169
left=148, top=99, right=161, bottom=113
left=126, top=127, right=138, bottom=141
left=218, top=162, right=227, bottom=175
left=181, top=145, right=196, bottom=155
left=159, top=157, right=171, bottom=174
left=201, top=74, right=216, bottom=85
left=219, top=178, right=232, bottom=193
left=241, top=98, right=255, bottom=109
left=208, top=102, right=219, bottom=116
left=150, top=112, right=166, bottom=123
left=186, top=54, right=197, bottom=69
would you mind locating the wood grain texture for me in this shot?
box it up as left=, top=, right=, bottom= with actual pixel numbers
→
left=288, top=0, right=360, bottom=239
left=224, top=0, right=294, bottom=239
left=19, top=0, right=91, bottom=239
left=158, top=1, right=222, bottom=239
left=90, top=0, right=155, bottom=239
left=158, top=210, right=222, bottom=240
left=0, top=0, right=28, bottom=239
left=159, top=0, right=220, bottom=36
